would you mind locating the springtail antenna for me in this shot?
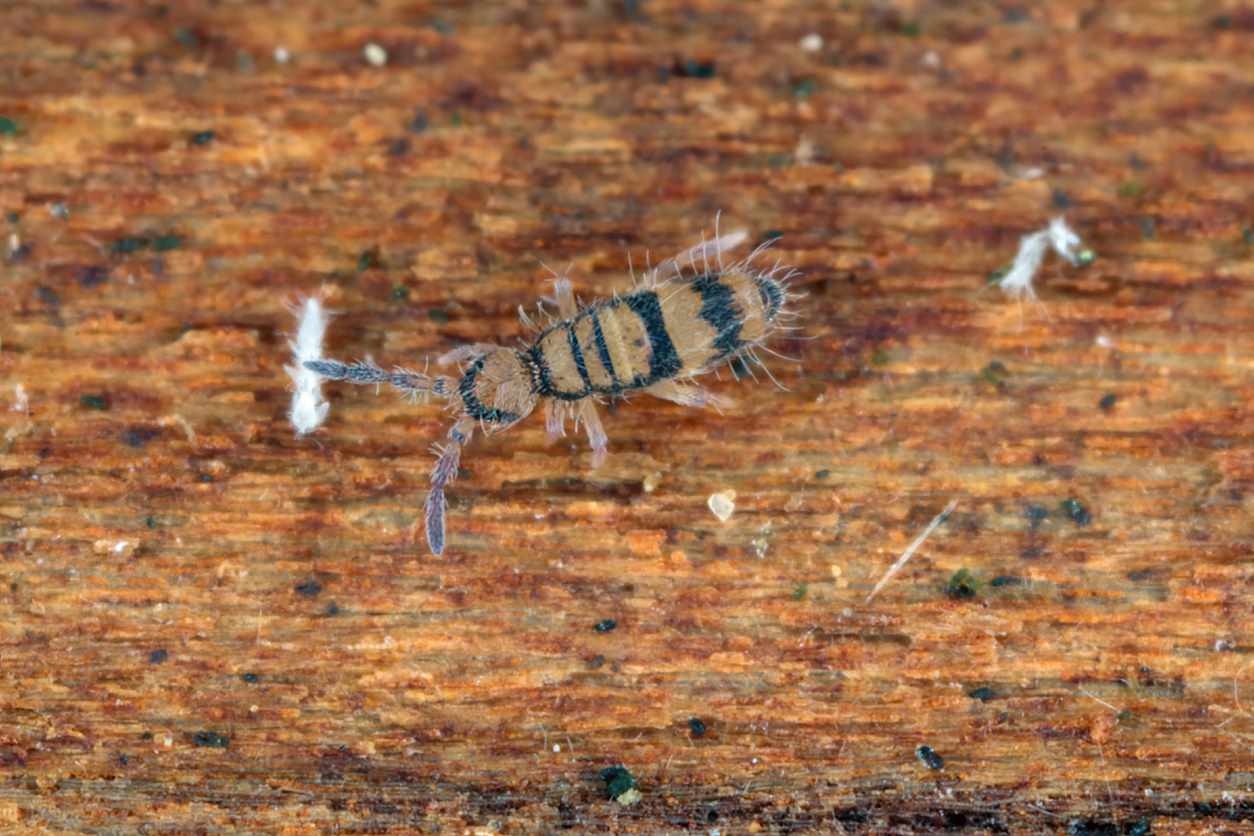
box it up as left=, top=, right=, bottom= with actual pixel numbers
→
left=304, top=359, right=455, bottom=401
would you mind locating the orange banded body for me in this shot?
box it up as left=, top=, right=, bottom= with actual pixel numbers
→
left=457, top=267, right=785, bottom=422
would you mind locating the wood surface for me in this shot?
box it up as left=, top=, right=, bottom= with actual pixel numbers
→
left=1, top=1, right=1251, bottom=832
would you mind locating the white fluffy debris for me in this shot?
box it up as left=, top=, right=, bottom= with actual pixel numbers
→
left=997, top=216, right=1094, bottom=301
left=11, top=383, right=28, bottom=414
left=287, top=297, right=330, bottom=435
left=865, top=499, right=958, bottom=604
left=707, top=490, right=736, bottom=523
left=800, top=33, right=823, bottom=53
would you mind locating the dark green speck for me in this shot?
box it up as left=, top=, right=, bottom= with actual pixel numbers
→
left=594, top=619, right=617, bottom=633
left=80, top=394, right=110, bottom=411
left=356, top=246, right=381, bottom=271
left=189, top=130, right=215, bottom=146
left=674, top=58, right=716, bottom=79
left=1098, top=393, right=1117, bottom=412
left=112, top=237, right=149, bottom=255
left=792, top=78, right=816, bottom=99
left=915, top=744, right=943, bottom=769
left=152, top=234, right=183, bottom=252
left=967, top=686, right=997, bottom=701
left=980, top=361, right=1009, bottom=384
left=1060, top=498, right=1091, bottom=526
left=599, top=765, right=636, bottom=799
left=947, top=568, right=978, bottom=600
left=192, top=730, right=230, bottom=748
left=294, top=579, right=322, bottom=597
left=0, top=117, right=18, bottom=135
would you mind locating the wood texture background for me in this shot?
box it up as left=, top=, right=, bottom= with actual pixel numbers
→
left=1, top=1, right=1251, bottom=832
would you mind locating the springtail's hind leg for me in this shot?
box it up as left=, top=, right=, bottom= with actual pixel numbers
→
left=304, top=358, right=455, bottom=401
left=575, top=400, right=608, bottom=468
left=437, top=344, right=498, bottom=367
left=545, top=400, right=570, bottom=442
left=425, top=417, right=475, bottom=556
left=645, top=379, right=736, bottom=412
left=645, top=228, right=749, bottom=287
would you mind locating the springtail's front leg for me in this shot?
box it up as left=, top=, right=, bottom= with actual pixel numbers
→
left=425, top=417, right=475, bottom=556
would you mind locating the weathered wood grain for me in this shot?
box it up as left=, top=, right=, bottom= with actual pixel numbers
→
left=1, top=1, right=1251, bottom=832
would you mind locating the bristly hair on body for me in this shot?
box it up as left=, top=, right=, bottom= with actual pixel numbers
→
left=300, top=218, right=803, bottom=555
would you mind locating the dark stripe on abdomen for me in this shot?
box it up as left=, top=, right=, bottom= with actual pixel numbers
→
left=589, top=310, right=620, bottom=388
left=623, top=291, right=682, bottom=385
left=566, top=323, right=592, bottom=392
left=692, top=273, right=743, bottom=360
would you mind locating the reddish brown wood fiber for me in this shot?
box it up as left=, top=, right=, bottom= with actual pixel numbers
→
left=0, top=1, right=1251, bottom=832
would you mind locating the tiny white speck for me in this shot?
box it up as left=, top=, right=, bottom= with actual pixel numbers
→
left=111, top=541, right=129, bottom=555
left=273, top=46, right=290, bottom=64
left=707, top=490, right=736, bottom=522
left=364, top=42, right=388, bottom=67
left=12, top=383, right=28, bottom=413
left=921, top=49, right=941, bottom=69
left=794, top=135, right=816, bottom=165
left=6, top=233, right=19, bottom=257
left=1096, top=334, right=1115, bottom=349
left=800, top=33, right=823, bottom=52
left=163, top=735, right=173, bottom=748
left=49, top=202, right=69, bottom=220
left=552, top=744, right=560, bottom=753
left=250, top=704, right=258, bottom=713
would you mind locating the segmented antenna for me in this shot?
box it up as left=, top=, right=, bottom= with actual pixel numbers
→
left=304, top=359, right=453, bottom=401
